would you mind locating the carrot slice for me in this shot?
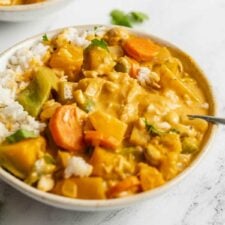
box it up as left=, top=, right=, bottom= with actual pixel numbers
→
left=84, top=130, right=119, bottom=149
left=127, top=57, right=140, bottom=78
left=107, top=176, right=140, bottom=198
left=123, top=36, right=160, bottom=61
left=49, top=104, right=84, bottom=152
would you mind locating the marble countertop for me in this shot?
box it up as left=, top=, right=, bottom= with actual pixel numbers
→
left=1, top=0, right=225, bottom=224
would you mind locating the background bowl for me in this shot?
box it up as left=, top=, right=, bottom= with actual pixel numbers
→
left=0, top=25, right=217, bottom=211
left=0, top=0, right=73, bottom=22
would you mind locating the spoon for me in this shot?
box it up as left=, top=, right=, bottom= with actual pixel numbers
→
left=188, top=115, right=225, bottom=125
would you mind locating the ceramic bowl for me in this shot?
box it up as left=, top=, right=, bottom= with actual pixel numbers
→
left=0, top=25, right=217, bottom=211
left=0, top=0, right=73, bottom=22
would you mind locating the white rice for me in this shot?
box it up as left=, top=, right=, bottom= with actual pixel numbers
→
left=0, top=122, right=10, bottom=143
left=85, top=25, right=108, bottom=38
left=9, top=43, right=49, bottom=73
left=61, top=28, right=90, bottom=48
left=137, top=67, right=151, bottom=86
left=37, top=175, right=54, bottom=192
left=64, top=156, right=93, bottom=178
left=0, top=42, right=48, bottom=143
left=137, top=67, right=160, bottom=88
left=60, top=26, right=108, bottom=49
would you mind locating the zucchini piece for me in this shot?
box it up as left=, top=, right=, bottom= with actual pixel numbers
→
left=17, top=67, right=58, bottom=117
left=6, top=129, right=36, bottom=144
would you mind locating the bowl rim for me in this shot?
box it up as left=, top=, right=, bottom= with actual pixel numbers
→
left=0, top=0, right=67, bottom=11
left=0, top=24, right=218, bottom=211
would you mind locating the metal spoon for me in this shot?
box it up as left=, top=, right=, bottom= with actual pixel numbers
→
left=188, top=115, right=225, bottom=125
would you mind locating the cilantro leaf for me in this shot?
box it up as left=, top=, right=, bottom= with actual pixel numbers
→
left=110, top=9, right=132, bottom=27
left=42, top=34, right=49, bottom=42
left=168, top=128, right=180, bottom=134
left=130, top=11, right=149, bottom=23
left=143, top=118, right=180, bottom=137
left=89, top=39, right=109, bottom=51
left=110, top=9, right=149, bottom=27
left=144, top=119, right=162, bottom=136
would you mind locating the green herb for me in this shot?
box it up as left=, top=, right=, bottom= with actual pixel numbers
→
left=130, top=11, right=149, bottom=22
left=6, top=129, right=37, bottom=144
left=144, top=118, right=181, bottom=137
left=110, top=9, right=149, bottom=27
left=43, top=154, right=56, bottom=164
left=144, top=119, right=162, bottom=136
left=168, top=128, right=180, bottom=134
left=89, top=39, right=109, bottom=51
left=110, top=10, right=132, bottom=27
left=42, top=34, right=49, bottom=42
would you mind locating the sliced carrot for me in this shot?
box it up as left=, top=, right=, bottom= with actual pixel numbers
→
left=123, top=36, right=160, bottom=62
left=127, top=57, right=140, bottom=78
left=107, top=176, right=140, bottom=198
left=49, top=104, right=84, bottom=152
left=84, top=130, right=119, bottom=149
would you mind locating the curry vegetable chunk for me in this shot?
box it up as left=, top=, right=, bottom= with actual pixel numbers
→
left=0, top=27, right=210, bottom=200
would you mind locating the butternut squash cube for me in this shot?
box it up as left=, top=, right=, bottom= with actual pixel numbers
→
left=0, top=137, right=46, bottom=179
left=90, top=147, right=117, bottom=179
left=89, top=111, right=127, bottom=144
left=72, top=177, right=106, bottom=199
left=139, top=163, right=164, bottom=191
left=90, top=147, right=134, bottom=179
left=53, top=177, right=106, bottom=199
left=160, top=133, right=182, bottom=153
left=49, top=44, right=83, bottom=80
left=130, top=126, right=150, bottom=146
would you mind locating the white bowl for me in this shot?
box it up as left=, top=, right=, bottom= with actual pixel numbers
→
left=0, top=25, right=217, bottom=211
left=0, top=0, right=73, bottom=22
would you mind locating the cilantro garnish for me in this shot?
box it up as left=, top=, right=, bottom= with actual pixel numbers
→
left=110, top=10, right=133, bottom=27
left=168, top=128, right=180, bottom=134
left=144, top=120, right=162, bottom=136
left=42, top=34, right=49, bottom=42
left=130, top=11, right=149, bottom=23
left=144, top=118, right=180, bottom=137
left=110, top=9, right=149, bottom=27
left=89, top=39, right=109, bottom=51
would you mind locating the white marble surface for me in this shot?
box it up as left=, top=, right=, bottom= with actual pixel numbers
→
left=1, top=0, right=225, bottom=224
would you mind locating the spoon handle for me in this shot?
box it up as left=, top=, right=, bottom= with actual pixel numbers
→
left=188, top=115, right=225, bottom=125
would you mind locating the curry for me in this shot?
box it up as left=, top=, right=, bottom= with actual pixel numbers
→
left=0, top=27, right=209, bottom=199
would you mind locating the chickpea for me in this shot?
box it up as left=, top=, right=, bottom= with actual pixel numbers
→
left=165, top=111, right=180, bottom=124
